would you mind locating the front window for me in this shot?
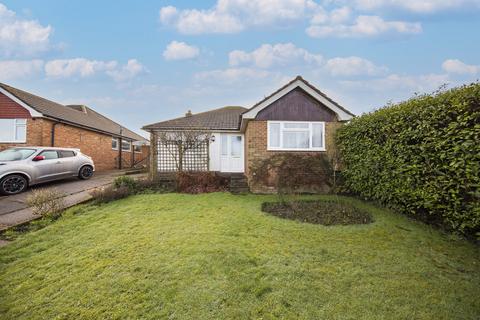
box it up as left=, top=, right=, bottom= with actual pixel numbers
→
left=0, top=148, right=36, bottom=161
left=0, top=119, right=27, bottom=143
left=268, top=121, right=325, bottom=151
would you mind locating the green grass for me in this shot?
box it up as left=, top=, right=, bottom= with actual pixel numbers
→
left=0, top=193, right=479, bottom=319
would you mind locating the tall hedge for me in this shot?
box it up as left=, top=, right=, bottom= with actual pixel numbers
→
left=336, top=83, right=480, bottom=237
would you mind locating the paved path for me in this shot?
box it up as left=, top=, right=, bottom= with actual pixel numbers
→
left=0, top=170, right=145, bottom=231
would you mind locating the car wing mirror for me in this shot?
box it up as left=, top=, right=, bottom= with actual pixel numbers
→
left=32, top=155, right=46, bottom=161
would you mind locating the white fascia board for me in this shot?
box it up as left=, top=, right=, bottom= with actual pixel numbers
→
left=0, top=87, right=43, bottom=117
left=242, top=79, right=353, bottom=121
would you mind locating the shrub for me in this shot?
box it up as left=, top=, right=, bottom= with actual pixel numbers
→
left=90, top=185, right=131, bottom=204
left=26, top=188, right=65, bottom=218
left=336, top=83, right=480, bottom=238
left=113, top=175, right=137, bottom=192
left=250, top=153, right=334, bottom=195
left=176, top=172, right=228, bottom=194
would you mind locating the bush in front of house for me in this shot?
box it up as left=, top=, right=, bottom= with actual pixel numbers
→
left=113, top=176, right=138, bottom=192
left=176, top=172, right=229, bottom=194
left=90, top=185, right=131, bottom=204
left=250, top=153, right=335, bottom=195
left=26, top=188, right=66, bottom=218
left=336, top=83, right=480, bottom=238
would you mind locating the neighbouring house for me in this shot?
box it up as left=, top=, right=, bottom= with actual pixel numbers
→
left=143, top=76, right=354, bottom=192
left=0, top=83, right=149, bottom=171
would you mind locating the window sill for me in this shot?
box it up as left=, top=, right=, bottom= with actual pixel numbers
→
left=0, top=141, right=27, bottom=143
left=267, top=147, right=326, bottom=152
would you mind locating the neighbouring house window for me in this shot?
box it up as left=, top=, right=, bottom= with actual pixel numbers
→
left=267, top=121, right=325, bottom=151
left=0, top=119, right=27, bottom=143
left=133, top=144, right=142, bottom=153
left=112, top=137, right=119, bottom=150
left=121, top=140, right=132, bottom=152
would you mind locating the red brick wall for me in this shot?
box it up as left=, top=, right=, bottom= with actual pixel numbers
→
left=0, top=92, right=32, bottom=118
left=0, top=117, right=149, bottom=172
left=244, top=120, right=342, bottom=193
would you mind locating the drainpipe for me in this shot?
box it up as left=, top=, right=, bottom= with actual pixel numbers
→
left=118, top=127, right=123, bottom=170
left=51, top=122, right=59, bottom=147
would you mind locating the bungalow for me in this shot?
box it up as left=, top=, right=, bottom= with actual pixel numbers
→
left=143, top=76, right=354, bottom=192
left=0, top=83, right=149, bottom=171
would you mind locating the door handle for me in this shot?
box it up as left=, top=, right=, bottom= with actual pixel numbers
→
left=56, top=161, right=62, bottom=164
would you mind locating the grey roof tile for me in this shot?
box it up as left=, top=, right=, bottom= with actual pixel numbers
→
left=143, top=106, right=247, bottom=131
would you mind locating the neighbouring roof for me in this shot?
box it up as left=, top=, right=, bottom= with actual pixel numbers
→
left=142, top=106, right=247, bottom=131
left=0, top=83, right=145, bottom=141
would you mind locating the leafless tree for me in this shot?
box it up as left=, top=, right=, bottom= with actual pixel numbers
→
left=156, top=130, right=212, bottom=172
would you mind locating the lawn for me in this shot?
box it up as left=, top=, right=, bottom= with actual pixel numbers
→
left=0, top=193, right=479, bottom=319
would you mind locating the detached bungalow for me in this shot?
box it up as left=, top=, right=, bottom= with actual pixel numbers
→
left=0, top=83, right=149, bottom=171
left=143, top=76, right=354, bottom=192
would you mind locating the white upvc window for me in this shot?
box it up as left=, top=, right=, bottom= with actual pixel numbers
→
left=0, top=119, right=27, bottom=143
left=112, top=137, right=119, bottom=150
left=267, top=121, right=325, bottom=151
left=121, top=140, right=132, bottom=152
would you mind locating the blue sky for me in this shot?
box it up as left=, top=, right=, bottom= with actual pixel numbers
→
left=1, top=0, right=479, bottom=137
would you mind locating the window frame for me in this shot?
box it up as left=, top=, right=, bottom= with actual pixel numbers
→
left=133, top=144, right=142, bottom=153
left=267, top=121, right=326, bottom=151
left=0, top=118, right=27, bottom=143
left=121, top=140, right=132, bottom=152
left=112, top=137, right=119, bottom=150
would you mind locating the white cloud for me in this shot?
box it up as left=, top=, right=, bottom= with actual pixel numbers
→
left=351, top=0, right=480, bottom=13
left=194, top=67, right=271, bottom=83
left=442, top=59, right=479, bottom=75
left=106, top=59, right=147, bottom=82
left=227, top=43, right=386, bottom=78
left=341, top=73, right=450, bottom=92
left=159, top=0, right=318, bottom=34
left=229, top=43, right=323, bottom=68
left=0, top=59, right=44, bottom=80
left=45, top=58, right=117, bottom=78
left=0, top=3, right=53, bottom=56
left=325, top=56, right=388, bottom=76
left=44, top=58, right=146, bottom=81
left=307, top=15, right=421, bottom=38
left=163, top=41, right=200, bottom=60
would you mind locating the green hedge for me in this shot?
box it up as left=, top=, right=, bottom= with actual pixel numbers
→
left=337, top=83, right=480, bottom=237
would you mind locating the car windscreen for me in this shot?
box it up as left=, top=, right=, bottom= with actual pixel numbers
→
left=0, top=148, right=36, bottom=161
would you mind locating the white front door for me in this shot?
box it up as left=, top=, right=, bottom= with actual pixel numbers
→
left=220, top=134, right=244, bottom=172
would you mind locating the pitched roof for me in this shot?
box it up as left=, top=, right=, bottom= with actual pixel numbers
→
left=0, top=83, right=145, bottom=141
left=242, top=75, right=355, bottom=119
left=142, top=106, right=247, bottom=131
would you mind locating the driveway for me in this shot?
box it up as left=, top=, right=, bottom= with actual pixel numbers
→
left=0, top=170, right=145, bottom=230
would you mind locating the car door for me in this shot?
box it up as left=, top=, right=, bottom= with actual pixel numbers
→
left=33, top=150, right=67, bottom=182
left=58, top=150, right=78, bottom=176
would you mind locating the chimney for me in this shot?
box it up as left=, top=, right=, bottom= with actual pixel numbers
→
left=185, top=110, right=193, bottom=117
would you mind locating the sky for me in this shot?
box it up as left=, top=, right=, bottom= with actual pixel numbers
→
left=1, top=0, right=479, bottom=137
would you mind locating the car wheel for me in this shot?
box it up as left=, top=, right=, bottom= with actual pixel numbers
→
left=78, top=165, right=94, bottom=180
left=0, top=174, right=28, bottom=195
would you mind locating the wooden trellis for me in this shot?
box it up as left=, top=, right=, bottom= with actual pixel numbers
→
left=156, top=140, right=209, bottom=172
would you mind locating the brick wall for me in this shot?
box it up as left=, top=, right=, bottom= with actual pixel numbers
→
left=244, top=120, right=343, bottom=193
left=0, top=117, right=149, bottom=172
